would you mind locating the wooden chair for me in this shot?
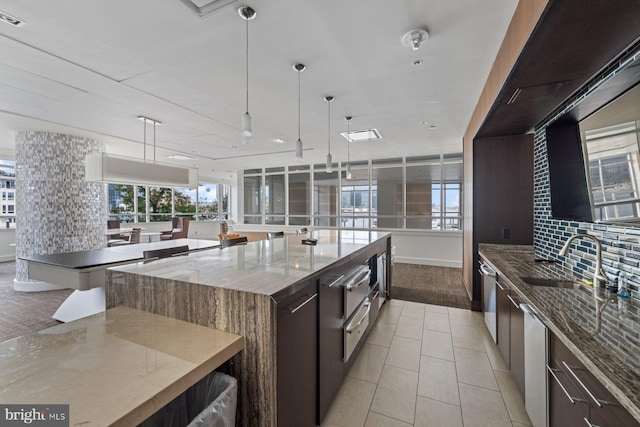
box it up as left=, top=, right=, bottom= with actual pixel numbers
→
left=107, top=219, right=128, bottom=246
left=129, top=227, right=141, bottom=244
left=143, top=245, right=189, bottom=261
left=160, top=217, right=190, bottom=240
left=220, top=237, right=248, bottom=248
left=267, top=231, right=285, bottom=240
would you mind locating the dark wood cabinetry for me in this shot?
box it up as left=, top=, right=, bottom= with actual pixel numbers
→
left=277, top=279, right=318, bottom=427
left=495, top=276, right=525, bottom=397
left=549, top=333, right=639, bottom=427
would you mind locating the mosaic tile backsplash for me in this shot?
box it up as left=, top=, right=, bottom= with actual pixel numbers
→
left=15, top=132, right=106, bottom=283
left=534, top=129, right=640, bottom=301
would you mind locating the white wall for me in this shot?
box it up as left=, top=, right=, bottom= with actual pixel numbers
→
left=390, top=230, right=462, bottom=268
left=0, top=229, right=15, bottom=263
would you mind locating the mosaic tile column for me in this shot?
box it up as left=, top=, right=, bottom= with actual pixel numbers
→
left=14, top=132, right=106, bottom=291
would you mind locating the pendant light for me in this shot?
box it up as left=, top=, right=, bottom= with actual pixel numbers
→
left=293, top=63, right=306, bottom=161
left=345, top=116, right=353, bottom=179
left=239, top=6, right=256, bottom=144
left=325, top=96, right=334, bottom=172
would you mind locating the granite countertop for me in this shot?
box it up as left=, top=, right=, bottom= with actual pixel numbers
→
left=0, top=306, right=244, bottom=426
left=478, top=243, right=640, bottom=422
left=110, top=230, right=390, bottom=300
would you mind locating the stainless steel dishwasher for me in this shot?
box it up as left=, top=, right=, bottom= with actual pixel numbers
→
left=521, top=303, right=548, bottom=427
left=479, top=260, right=497, bottom=343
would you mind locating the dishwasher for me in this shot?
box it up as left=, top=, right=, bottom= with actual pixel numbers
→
left=479, top=260, right=497, bottom=343
left=521, top=303, right=548, bottom=427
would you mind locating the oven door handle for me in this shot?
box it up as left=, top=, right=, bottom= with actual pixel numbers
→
left=345, top=300, right=371, bottom=333
left=345, top=269, right=371, bottom=291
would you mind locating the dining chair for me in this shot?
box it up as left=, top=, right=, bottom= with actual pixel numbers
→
left=160, top=217, right=190, bottom=240
left=220, top=237, right=248, bottom=248
left=295, top=228, right=308, bottom=235
left=129, top=227, right=141, bottom=244
left=266, top=231, right=285, bottom=240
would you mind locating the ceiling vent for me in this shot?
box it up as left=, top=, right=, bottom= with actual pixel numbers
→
left=178, top=0, right=238, bottom=19
left=341, top=129, right=383, bottom=143
left=0, top=11, right=25, bottom=27
left=507, top=81, right=568, bottom=105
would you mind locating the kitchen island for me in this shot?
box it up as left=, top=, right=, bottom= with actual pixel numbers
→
left=106, top=229, right=392, bottom=426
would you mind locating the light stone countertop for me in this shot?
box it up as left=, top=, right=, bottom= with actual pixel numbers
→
left=478, top=243, right=640, bottom=423
left=110, top=229, right=391, bottom=300
left=0, top=306, right=244, bottom=426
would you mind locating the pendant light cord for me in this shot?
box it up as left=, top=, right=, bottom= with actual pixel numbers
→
left=153, top=122, right=156, bottom=163
left=143, top=119, right=147, bottom=162
left=328, top=101, right=331, bottom=155
left=245, top=15, right=249, bottom=114
left=297, top=70, right=301, bottom=140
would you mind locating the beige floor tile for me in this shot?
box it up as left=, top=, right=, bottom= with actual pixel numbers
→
left=424, top=304, right=449, bottom=314
left=389, top=299, right=405, bottom=308
left=482, top=335, right=509, bottom=372
left=401, top=301, right=426, bottom=319
left=448, top=307, right=476, bottom=327
left=418, top=356, right=460, bottom=406
left=364, top=412, right=413, bottom=427
left=348, top=343, right=389, bottom=384
left=422, top=329, right=454, bottom=361
left=367, top=319, right=397, bottom=347
left=414, top=396, right=463, bottom=427
left=395, top=315, right=424, bottom=340
left=423, top=311, right=451, bottom=333
left=454, top=347, right=499, bottom=391
left=386, top=335, right=422, bottom=372
left=512, top=423, right=532, bottom=427
left=378, top=305, right=402, bottom=325
left=459, top=383, right=512, bottom=427
left=451, top=324, right=486, bottom=352
left=321, top=377, right=377, bottom=427
left=371, top=365, right=418, bottom=425
left=494, top=370, right=532, bottom=425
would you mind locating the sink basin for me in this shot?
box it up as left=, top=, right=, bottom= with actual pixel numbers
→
left=520, top=277, right=577, bottom=289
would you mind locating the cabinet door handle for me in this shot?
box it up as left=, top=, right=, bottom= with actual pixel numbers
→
left=562, top=361, right=603, bottom=407
left=547, top=364, right=581, bottom=404
left=325, top=274, right=344, bottom=288
left=345, top=301, right=371, bottom=333
left=371, top=291, right=380, bottom=300
left=289, top=293, right=318, bottom=314
left=496, top=281, right=507, bottom=291
left=507, top=294, right=521, bottom=309
left=583, top=417, right=601, bottom=427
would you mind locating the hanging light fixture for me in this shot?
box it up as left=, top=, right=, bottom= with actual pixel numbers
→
left=85, top=116, right=197, bottom=187
left=325, top=96, right=334, bottom=172
left=293, top=63, right=306, bottom=161
left=345, top=116, right=353, bottom=179
left=239, top=6, right=256, bottom=144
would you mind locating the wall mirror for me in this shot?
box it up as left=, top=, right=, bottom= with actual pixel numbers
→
left=579, top=83, right=640, bottom=224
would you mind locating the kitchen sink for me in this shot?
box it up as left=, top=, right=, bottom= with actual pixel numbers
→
left=520, top=276, right=577, bottom=289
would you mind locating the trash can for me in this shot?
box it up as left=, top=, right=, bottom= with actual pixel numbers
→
left=186, top=372, right=238, bottom=427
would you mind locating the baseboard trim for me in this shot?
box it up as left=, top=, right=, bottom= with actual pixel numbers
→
left=0, top=255, right=15, bottom=263
left=394, top=256, right=462, bottom=268
left=13, top=279, right=66, bottom=292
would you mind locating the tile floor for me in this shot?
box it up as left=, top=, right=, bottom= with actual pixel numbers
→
left=321, top=299, right=533, bottom=427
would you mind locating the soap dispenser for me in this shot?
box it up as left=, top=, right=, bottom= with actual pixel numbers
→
left=618, top=272, right=631, bottom=299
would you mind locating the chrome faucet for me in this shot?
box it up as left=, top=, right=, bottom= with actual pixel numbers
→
left=559, top=233, right=613, bottom=288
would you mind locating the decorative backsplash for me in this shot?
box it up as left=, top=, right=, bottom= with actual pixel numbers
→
left=534, top=129, right=640, bottom=300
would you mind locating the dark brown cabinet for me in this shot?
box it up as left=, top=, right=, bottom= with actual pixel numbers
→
left=549, top=332, right=639, bottom=427
left=277, top=279, right=318, bottom=427
left=495, top=276, right=524, bottom=397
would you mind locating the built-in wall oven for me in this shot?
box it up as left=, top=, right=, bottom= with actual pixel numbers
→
left=479, top=260, right=497, bottom=343
left=342, top=264, right=372, bottom=362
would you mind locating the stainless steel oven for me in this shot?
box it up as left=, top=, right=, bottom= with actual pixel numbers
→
left=342, top=264, right=372, bottom=362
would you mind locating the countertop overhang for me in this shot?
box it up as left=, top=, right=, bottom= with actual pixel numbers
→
left=478, top=243, right=640, bottom=422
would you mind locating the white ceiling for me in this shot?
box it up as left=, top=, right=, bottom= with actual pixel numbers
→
left=0, top=0, right=518, bottom=182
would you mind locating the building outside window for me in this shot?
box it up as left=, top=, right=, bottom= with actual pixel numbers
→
left=0, top=160, right=16, bottom=227
left=289, top=165, right=311, bottom=226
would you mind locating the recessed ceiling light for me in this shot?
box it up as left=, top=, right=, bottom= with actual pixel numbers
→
left=166, top=154, right=195, bottom=160
left=227, top=145, right=238, bottom=149
left=340, top=128, right=382, bottom=143
left=429, top=125, right=436, bottom=130
left=273, top=138, right=286, bottom=144
left=0, top=11, right=25, bottom=27
left=413, top=60, right=423, bottom=66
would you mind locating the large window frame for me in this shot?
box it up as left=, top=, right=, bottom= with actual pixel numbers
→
left=241, top=154, right=463, bottom=231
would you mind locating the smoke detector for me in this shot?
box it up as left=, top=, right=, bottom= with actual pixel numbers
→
left=402, top=28, right=429, bottom=50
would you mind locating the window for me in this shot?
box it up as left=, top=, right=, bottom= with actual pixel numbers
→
left=107, top=182, right=231, bottom=223
left=240, top=155, right=463, bottom=231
